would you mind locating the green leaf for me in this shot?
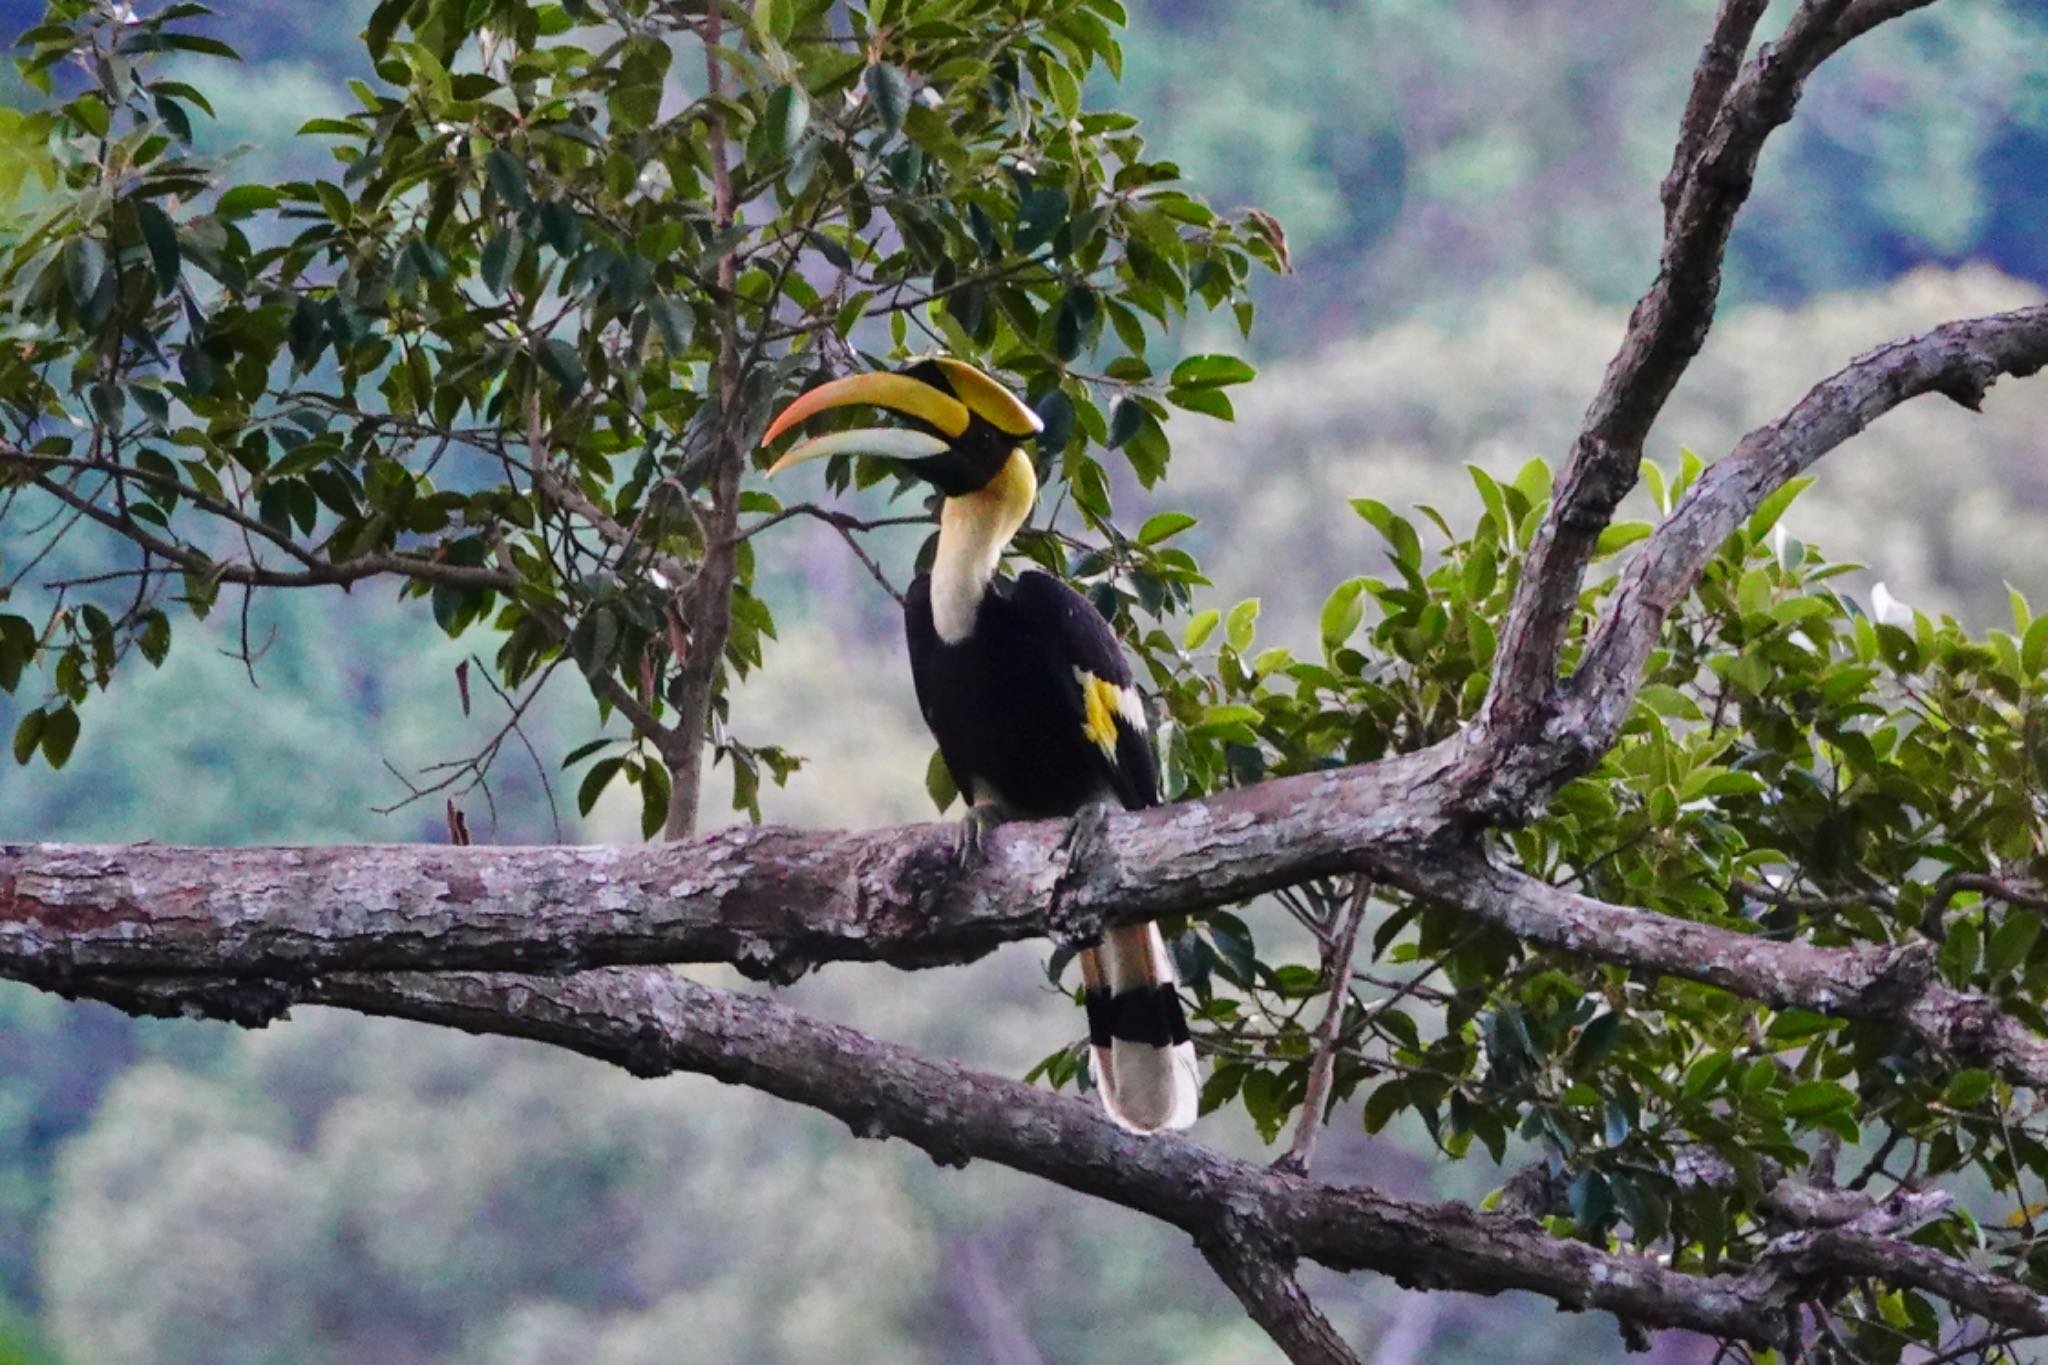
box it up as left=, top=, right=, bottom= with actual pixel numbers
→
left=1014, top=187, right=1067, bottom=254
left=63, top=238, right=105, bottom=313
left=1225, top=598, right=1260, bottom=653
left=1182, top=609, right=1220, bottom=650
left=1351, top=499, right=1421, bottom=569
left=1138, top=512, right=1196, bottom=545
left=486, top=146, right=531, bottom=207
left=1747, top=477, right=1814, bottom=543
left=215, top=184, right=279, bottom=220
left=480, top=228, right=523, bottom=296
left=1594, top=521, right=1651, bottom=557
left=1568, top=1169, right=1613, bottom=1230
left=0, top=615, right=35, bottom=692
left=561, top=738, right=614, bottom=769
left=1362, top=1079, right=1405, bottom=1134
left=178, top=344, right=219, bottom=397
left=1636, top=684, right=1704, bottom=721
left=539, top=339, right=586, bottom=397
left=135, top=201, right=181, bottom=294
left=1107, top=397, right=1144, bottom=449
left=1168, top=354, right=1256, bottom=389
left=1512, top=457, right=1552, bottom=506
left=1681, top=1051, right=1732, bottom=1099
left=1943, top=1069, right=1994, bottom=1108
left=137, top=611, right=171, bottom=667
left=1241, top=1068, right=1289, bottom=1144
left=64, top=94, right=109, bottom=138
left=577, top=757, right=624, bottom=817
left=1986, top=912, right=2041, bottom=979
left=760, top=84, right=809, bottom=165
left=40, top=706, right=79, bottom=768
left=1165, top=386, right=1232, bottom=420
left=1782, top=1080, right=1856, bottom=1120
left=1320, top=577, right=1368, bottom=652
left=1033, top=388, right=1076, bottom=457
left=866, top=64, right=910, bottom=141
left=12, top=710, right=45, bottom=765
left=2022, top=613, right=2048, bottom=677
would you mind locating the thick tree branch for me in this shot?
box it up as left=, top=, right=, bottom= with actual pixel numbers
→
left=1467, top=301, right=2048, bottom=813
left=1558, top=304, right=2048, bottom=774
left=1480, top=0, right=1935, bottom=779
left=60, top=963, right=2048, bottom=1354
left=0, top=748, right=1451, bottom=986
left=13, top=788, right=2048, bottom=1095
left=1659, top=0, right=1769, bottom=226
left=1406, top=853, right=2048, bottom=1092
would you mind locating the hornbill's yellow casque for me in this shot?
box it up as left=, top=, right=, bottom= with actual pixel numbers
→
left=762, top=357, right=1200, bottom=1133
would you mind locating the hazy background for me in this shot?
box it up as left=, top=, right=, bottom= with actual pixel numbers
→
left=4, top=1, right=2048, bottom=1360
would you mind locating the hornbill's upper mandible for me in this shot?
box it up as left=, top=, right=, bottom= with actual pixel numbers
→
left=762, top=357, right=1199, bottom=1133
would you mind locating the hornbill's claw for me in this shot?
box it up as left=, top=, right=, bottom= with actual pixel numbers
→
left=956, top=803, right=1008, bottom=872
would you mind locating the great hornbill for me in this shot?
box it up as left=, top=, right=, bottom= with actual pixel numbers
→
left=762, top=357, right=1199, bottom=1133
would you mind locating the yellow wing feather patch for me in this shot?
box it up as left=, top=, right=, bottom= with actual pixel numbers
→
left=1077, top=669, right=1132, bottom=760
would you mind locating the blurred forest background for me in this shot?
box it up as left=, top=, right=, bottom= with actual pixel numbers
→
left=5, top=1, right=2048, bottom=1361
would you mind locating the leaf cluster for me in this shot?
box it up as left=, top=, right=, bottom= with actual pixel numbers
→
left=0, top=0, right=1275, bottom=828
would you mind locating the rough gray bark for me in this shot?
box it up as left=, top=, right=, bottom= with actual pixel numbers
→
left=90, top=965, right=2041, bottom=1351
left=1477, top=0, right=1938, bottom=808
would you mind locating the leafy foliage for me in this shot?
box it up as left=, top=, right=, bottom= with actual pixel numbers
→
left=0, top=0, right=1275, bottom=827
left=1027, top=453, right=2048, bottom=1360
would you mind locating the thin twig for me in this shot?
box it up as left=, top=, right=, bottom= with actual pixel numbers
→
left=1276, top=877, right=1372, bottom=1176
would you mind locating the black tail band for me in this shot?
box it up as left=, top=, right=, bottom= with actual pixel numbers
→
left=1084, top=984, right=1190, bottom=1049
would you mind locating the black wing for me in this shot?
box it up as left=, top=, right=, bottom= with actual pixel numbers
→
left=1009, top=570, right=1159, bottom=811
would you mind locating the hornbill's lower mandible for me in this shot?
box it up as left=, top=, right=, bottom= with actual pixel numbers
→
left=762, top=357, right=1200, bottom=1133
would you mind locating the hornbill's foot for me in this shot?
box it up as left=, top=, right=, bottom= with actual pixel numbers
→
left=956, top=802, right=1009, bottom=872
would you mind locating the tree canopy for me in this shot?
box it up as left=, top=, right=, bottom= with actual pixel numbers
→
left=7, top=1, right=2048, bottom=1363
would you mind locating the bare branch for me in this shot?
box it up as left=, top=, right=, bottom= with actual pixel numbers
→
left=534, top=465, right=695, bottom=594
left=1924, top=871, right=2048, bottom=930
left=62, top=964, right=2048, bottom=1353
left=1198, top=1223, right=1364, bottom=1365
left=1479, top=0, right=1937, bottom=779
left=11, top=451, right=328, bottom=572
left=1551, top=304, right=2048, bottom=781
left=1660, top=0, right=1770, bottom=226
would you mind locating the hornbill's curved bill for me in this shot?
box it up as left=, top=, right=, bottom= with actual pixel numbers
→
left=763, top=358, right=1200, bottom=1134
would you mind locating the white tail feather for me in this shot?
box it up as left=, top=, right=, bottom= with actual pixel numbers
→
left=1086, top=922, right=1199, bottom=1133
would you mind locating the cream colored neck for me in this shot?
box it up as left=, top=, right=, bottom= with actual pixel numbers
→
left=931, top=448, right=1037, bottom=644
